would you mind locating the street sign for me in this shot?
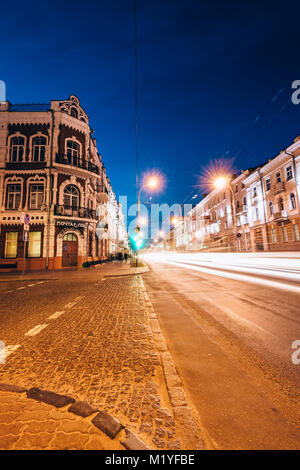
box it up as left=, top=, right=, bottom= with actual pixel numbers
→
left=24, top=213, right=30, bottom=224
left=23, top=231, right=29, bottom=242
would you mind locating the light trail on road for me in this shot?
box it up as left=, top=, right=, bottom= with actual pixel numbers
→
left=143, top=252, right=300, bottom=293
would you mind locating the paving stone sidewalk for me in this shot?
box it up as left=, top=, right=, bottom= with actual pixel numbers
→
left=0, top=269, right=205, bottom=450
left=0, top=387, right=124, bottom=450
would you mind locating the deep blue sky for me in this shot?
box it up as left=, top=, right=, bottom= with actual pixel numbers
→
left=1, top=0, right=300, bottom=228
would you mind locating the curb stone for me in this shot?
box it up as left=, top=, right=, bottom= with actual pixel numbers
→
left=140, top=277, right=206, bottom=450
left=0, top=383, right=150, bottom=450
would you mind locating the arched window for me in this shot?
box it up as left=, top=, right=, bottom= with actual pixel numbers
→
left=66, top=140, right=80, bottom=166
left=63, top=233, right=77, bottom=241
left=278, top=197, right=284, bottom=211
left=64, top=185, right=79, bottom=208
left=290, top=193, right=296, bottom=210
left=70, top=108, right=78, bottom=119
left=10, top=136, right=25, bottom=162
left=32, top=136, right=46, bottom=162
left=269, top=201, right=274, bottom=216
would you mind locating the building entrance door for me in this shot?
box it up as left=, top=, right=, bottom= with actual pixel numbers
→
left=254, top=228, right=264, bottom=251
left=62, top=233, right=78, bottom=266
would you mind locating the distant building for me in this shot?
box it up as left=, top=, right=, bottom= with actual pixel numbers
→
left=164, top=133, right=300, bottom=253
left=0, top=95, right=128, bottom=271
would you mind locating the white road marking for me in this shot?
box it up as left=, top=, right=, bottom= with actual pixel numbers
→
left=36, top=281, right=45, bottom=284
left=17, top=287, right=26, bottom=290
left=27, top=284, right=35, bottom=287
left=5, top=345, right=21, bottom=357
left=48, top=311, right=65, bottom=320
left=24, top=324, right=48, bottom=337
left=64, top=297, right=82, bottom=309
left=199, top=292, right=273, bottom=336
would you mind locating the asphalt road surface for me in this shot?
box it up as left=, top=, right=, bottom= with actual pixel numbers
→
left=142, top=252, right=300, bottom=450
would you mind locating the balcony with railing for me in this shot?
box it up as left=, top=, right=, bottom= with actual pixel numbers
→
left=272, top=181, right=285, bottom=195
left=55, top=153, right=99, bottom=175
left=54, top=204, right=97, bottom=220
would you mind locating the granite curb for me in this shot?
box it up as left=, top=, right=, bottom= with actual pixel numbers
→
left=0, top=383, right=150, bottom=450
left=140, top=278, right=206, bottom=450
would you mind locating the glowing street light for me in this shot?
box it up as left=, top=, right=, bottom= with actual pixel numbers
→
left=214, top=176, right=230, bottom=189
left=137, top=174, right=161, bottom=230
left=147, top=177, right=159, bottom=189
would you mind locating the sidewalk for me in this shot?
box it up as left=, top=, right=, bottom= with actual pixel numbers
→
left=0, top=264, right=206, bottom=450
left=0, top=385, right=126, bottom=450
left=0, top=260, right=148, bottom=282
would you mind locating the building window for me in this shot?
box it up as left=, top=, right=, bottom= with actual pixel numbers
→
left=29, top=184, right=44, bottom=209
left=235, top=185, right=238, bottom=193
left=255, top=207, right=259, bottom=221
left=293, top=224, right=300, bottom=241
left=276, top=172, right=281, bottom=183
left=70, top=108, right=78, bottom=119
left=282, top=226, right=288, bottom=242
left=289, top=193, right=296, bottom=210
left=32, top=136, right=46, bottom=161
left=278, top=197, right=284, bottom=211
left=286, top=166, right=293, bottom=181
left=271, top=228, right=277, bottom=244
left=64, top=185, right=79, bottom=208
left=10, top=136, right=25, bottom=162
left=236, top=200, right=240, bottom=209
left=253, top=187, right=257, bottom=197
left=28, top=231, right=42, bottom=258
left=6, top=184, right=21, bottom=210
left=63, top=233, right=77, bottom=241
left=266, top=179, right=271, bottom=191
left=243, top=197, right=247, bottom=206
left=5, top=232, right=18, bottom=258
left=66, top=140, right=80, bottom=166
left=269, top=201, right=274, bottom=216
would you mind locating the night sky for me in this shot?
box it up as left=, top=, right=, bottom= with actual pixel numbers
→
left=1, top=0, right=300, bottom=233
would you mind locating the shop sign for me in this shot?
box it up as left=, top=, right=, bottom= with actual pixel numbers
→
left=56, top=220, right=85, bottom=231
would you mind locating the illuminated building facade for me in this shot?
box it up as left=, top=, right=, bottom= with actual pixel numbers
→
left=168, top=133, right=300, bottom=252
left=0, top=95, right=128, bottom=271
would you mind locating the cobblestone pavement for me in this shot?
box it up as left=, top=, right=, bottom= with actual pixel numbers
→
left=0, top=265, right=204, bottom=449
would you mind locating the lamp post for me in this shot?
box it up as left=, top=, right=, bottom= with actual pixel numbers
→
left=135, top=175, right=160, bottom=266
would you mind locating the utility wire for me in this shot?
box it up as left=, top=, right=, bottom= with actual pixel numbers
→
left=134, top=0, right=138, bottom=198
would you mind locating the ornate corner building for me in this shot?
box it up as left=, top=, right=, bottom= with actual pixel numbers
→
left=0, top=95, right=128, bottom=271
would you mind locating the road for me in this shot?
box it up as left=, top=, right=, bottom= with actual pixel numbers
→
left=142, top=252, right=300, bottom=450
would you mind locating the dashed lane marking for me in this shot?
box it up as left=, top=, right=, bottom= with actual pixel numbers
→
left=48, top=311, right=65, bottom=320
left=17, top=287, right=26, bottom=290
left=24, top=324, right=48, bottom=337
left=5, top=345, right=21, bottom=357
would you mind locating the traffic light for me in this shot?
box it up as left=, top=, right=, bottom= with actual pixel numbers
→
left=130, top=231, right=144, bottom=251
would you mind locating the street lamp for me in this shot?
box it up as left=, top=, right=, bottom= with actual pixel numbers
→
left=137, top=175, right=159, bottom=230
left=135, top=174, right=160, bottom=266
left=213, top=176, right=239, bottom=252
